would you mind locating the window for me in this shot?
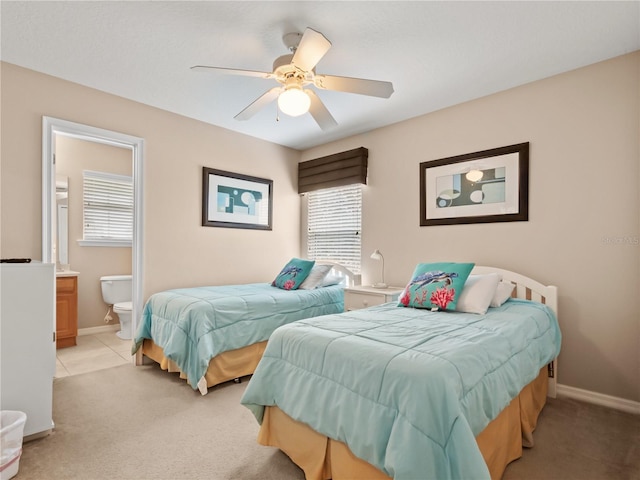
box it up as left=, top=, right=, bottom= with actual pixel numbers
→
left=80, top=170, right=133, bottom=246
left=307, top=184, right=362, bottom=274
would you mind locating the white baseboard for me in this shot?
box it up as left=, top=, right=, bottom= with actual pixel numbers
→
left=557, top=383, right=640, bottom=415
left=78, top=324, right=120, bottom=336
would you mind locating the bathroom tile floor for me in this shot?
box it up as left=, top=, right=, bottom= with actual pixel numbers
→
left=55, top=332, right=134, bottom=378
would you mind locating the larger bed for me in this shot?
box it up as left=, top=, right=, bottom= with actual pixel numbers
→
left=240, top=265, right=561, bottom=480
left=132, top=261, right=358, bottom=394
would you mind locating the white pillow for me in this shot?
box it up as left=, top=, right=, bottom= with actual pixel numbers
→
left=320, top=274, right=345, bottom=287
left=455, top=274, right=501, bottom=314
left=490, top=281, right=515, bottom=307
left=298, top=264, right=333, bottom=290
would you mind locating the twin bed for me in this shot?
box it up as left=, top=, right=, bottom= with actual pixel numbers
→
left=133, top=262, right=561, bottom=479
left=240, top=265, right=561, bottom=480
left=132, top=261, right=358, bottom=394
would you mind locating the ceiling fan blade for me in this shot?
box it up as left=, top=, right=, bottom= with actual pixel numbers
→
left=291, top=28, right=332, bottom=72
left=306, top=90, right=337, bottom=131
left=191, top=65, right=274, bottom=79
left=314, top=74, right=394, bottom=98
left=234, top=87, right=281, bottom=121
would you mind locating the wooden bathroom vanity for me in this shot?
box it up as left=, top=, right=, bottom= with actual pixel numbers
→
left=56, top=271, right=78, bottom=348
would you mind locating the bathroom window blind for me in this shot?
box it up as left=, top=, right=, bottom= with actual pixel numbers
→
left=307, top=184, right=361, bottom=274
left=82, top=170, right=133, bottom=245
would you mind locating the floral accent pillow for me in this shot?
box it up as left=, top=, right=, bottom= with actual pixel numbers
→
left=398, top=262, right=475, bottom=311
left=272, top=258, right=315, bottom=290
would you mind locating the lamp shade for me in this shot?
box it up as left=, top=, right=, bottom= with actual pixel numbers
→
left=370, top=249, right=383, bottom=260
left=278, top=86, right=311, bottom=117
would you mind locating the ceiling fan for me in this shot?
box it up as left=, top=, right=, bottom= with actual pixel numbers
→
left=191, top=27, right=394, bottom=130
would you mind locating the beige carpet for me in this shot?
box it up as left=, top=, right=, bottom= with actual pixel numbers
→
left=20, top=364, right=304, bottom=480
left=19, top=363, right=640, bottom=480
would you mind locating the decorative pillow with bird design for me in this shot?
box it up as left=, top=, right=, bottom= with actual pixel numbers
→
left=272, top=258, right=315, bottom=290
left=398, top=262, right=475, bottom=311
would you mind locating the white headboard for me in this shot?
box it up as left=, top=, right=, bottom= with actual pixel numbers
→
left=315, top=261, right=361, bottom=288
left=472, top=266, right=558, bottom=315
left=472, top=265, right=559, bottom=398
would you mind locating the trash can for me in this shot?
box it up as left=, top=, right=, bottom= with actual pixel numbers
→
left=0, top=411, right=27, bottom=480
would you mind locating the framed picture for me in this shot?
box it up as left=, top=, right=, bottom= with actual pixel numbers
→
left=202, top=167, right=273, bottom=230
left=420, top=142, right=529, bottom=226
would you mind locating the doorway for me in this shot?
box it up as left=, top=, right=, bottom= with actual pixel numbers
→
left=42, top=117, right=144, bottom=362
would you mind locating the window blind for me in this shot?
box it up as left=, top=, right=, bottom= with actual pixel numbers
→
left=307, top=184, right=361, bottom=274
left=83, top=170, right=133, bottom=242
left=298, top=147, right=368, bottom=193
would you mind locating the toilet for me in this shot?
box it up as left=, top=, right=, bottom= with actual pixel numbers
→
left=100, top=275, right=133, bottom=340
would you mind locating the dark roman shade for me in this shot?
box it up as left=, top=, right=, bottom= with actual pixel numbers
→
left=298, top=147, right=368, bottom=194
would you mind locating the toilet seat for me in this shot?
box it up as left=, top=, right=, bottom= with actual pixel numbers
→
left=113, top=301, right=132, bottom=312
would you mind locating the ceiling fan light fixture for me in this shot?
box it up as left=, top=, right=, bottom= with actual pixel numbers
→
left=193, top=27, right=393, bottom=128
left=278, top=85, right=310, bottom=117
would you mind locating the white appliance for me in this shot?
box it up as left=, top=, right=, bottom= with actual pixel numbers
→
left=1, top=262, right=55, bottom=437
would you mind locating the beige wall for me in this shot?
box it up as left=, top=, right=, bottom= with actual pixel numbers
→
left=56, top=136, right=132, bottom=329
left=0, top=62, right=301, bottom=306
left=301, top=52, right=640, bottom=403
left=1, top=52, right=638, bottom=403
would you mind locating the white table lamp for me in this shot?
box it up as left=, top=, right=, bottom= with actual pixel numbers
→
left=370, top=249, right=387, bottom=288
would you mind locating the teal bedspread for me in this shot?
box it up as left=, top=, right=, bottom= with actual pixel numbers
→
left=132, top=283, right=343, bottom=389
left=241, top=299, right=561, bottom=480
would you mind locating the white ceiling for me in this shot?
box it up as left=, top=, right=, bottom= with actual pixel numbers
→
left=2, top=1, right=638, bottom=150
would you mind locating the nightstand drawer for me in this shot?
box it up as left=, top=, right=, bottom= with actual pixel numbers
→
left=344, top=286, right=404, bottom=312
left=345, top=292, right=387, bottom=311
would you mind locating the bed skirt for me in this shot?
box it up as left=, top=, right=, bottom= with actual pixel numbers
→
left=141, top=338, right=268, bottom=389
left=257, top=367, right=548, bottom=480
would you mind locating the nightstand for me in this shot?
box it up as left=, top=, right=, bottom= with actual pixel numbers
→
left=343, top=285, right=405, bottom=311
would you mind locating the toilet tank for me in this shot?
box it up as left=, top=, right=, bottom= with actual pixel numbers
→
left=100, top=275, right=132, bottom=305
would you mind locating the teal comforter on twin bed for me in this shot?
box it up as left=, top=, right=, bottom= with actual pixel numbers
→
left=132, top=283, right=343, bottom=389
left=240, top=298, right=561, bottom=480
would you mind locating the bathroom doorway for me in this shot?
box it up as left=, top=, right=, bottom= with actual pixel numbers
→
left=42, top=117, right=144, bottom=363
